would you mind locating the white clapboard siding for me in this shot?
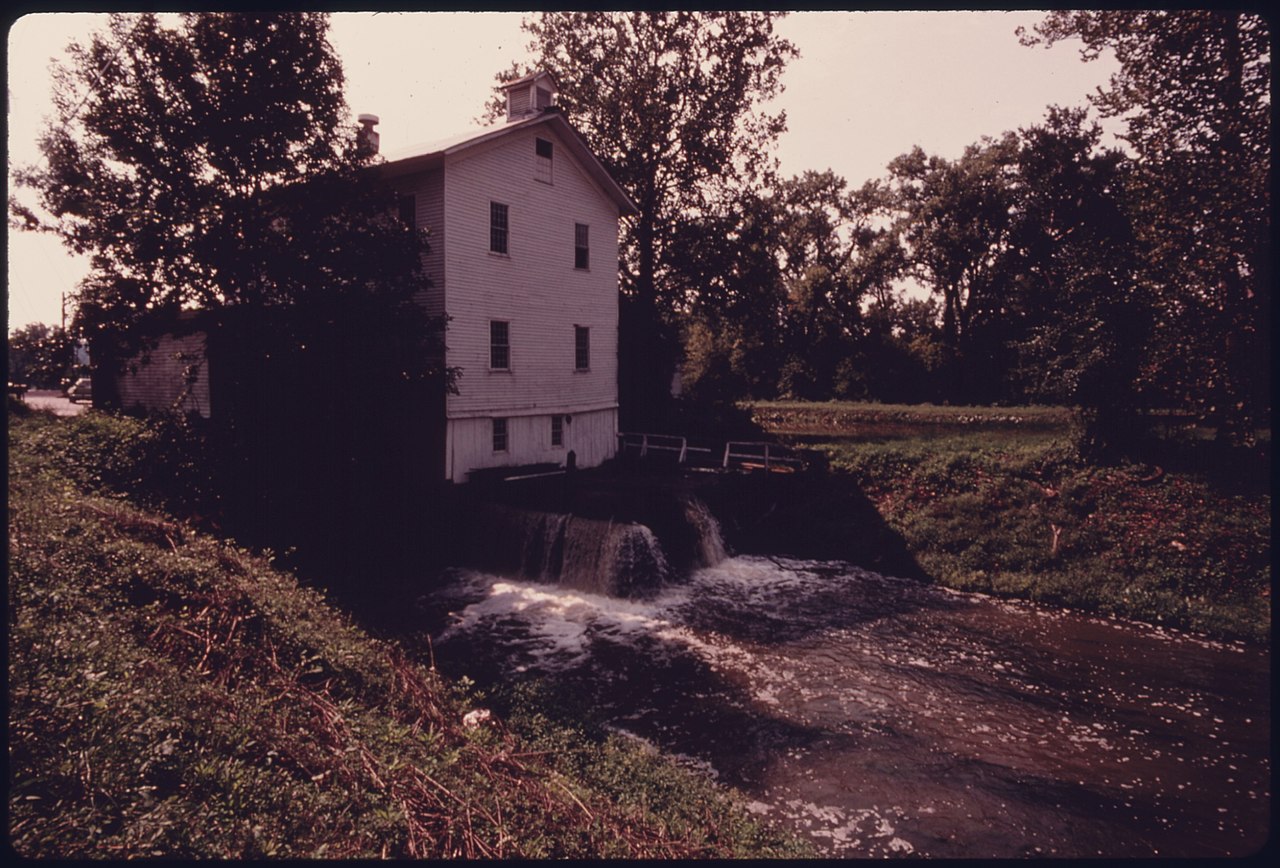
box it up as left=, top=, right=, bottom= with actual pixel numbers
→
left=395, top=167, right=446, bottom=319
left=446, top=406, right=618, bottom=482
left=115, top=331, right=212, bottom=418
left=436, top=125, right=621, bottom=480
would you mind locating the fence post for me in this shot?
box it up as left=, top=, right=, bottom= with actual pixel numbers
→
left=679, top=437, right=688, bottom=464
left=722, top=442, right=732, bottom=468
left=765, top=443, right=771, bottom=471
left=640, top=434, right=648, bottom=458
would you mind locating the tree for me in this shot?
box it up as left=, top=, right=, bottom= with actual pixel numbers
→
left=672, top=171, right=894, bottom=402
left=1006, top=107, right=1149, bottom=454
left=855, top=292, right=945, bottom=404
left=1021, top=11, right=1270, bottom=444
left=871, top=134, right=1021, bottom=401
left=769, top=171, right=866, bottom=399
left=7, top=323, right=80, bottom=388
left=670, top=187, right=786, bottom=402
left=492, top=12, right=797, bottom=427
left=12, top=13, right=454, bottom=578
left=12, top=12, right=445, bottom=393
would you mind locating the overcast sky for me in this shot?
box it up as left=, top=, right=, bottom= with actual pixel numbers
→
left=6, top=11, right=1120, bottom=331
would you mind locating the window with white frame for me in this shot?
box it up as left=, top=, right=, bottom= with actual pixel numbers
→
left=535, top=137, right=553, bottom=184
left=490, top=320, right=510, bottom=370
left=574, top=223, right=589, bottom=270
left=574, top=326, right=590, bottom=370
left=490, top=201, right=509, bottom=254
left=492, top=417, right=508, bottom=452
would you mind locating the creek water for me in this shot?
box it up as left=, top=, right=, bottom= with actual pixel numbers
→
left=419, top=544, right=1270, bottom=858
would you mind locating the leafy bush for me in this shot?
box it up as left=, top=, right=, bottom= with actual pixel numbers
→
left=18, top=410, right=218, bottom=517
left=757, top=403, right=1270, bottom=643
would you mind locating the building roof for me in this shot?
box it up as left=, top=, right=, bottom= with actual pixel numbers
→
left=500, top=69, right=559, bottom=92
left=378, top=111, right=639, bottom=218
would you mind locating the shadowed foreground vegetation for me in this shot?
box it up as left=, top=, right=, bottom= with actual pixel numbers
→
left=7, top=403, right=807, bottom=859
left=750, top=401, right=1271, bottom=643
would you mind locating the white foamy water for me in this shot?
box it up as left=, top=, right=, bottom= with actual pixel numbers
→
left=424, top=556, right=1271, bottom=859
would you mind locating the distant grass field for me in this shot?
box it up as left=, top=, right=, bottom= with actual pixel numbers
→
left=751, top=399, right=1074, bottom=425
left=746, top=401, right=1271, bottom=643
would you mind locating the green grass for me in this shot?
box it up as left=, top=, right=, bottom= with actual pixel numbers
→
left=747, top=399, right=1075, bottom=430
left=8, top=406, right=809, bottom=859
left=752, top=401, right=1271, bottom=643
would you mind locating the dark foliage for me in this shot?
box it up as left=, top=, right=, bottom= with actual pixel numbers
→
left=1022, top=10, right=1270, bottom=445
left=8, top=322, right=82, bottom=388
left=11, top=12, right=458, bottom=583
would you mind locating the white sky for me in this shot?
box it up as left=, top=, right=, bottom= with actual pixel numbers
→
left=6, top=10, right=1119, bottom=332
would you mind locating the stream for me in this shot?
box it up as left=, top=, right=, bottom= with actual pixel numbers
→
left=419, top=555, right=1270, bottom=858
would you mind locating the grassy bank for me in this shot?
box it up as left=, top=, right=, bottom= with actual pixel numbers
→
left=748, top=401, right=1271, bottom=643
left=8, top=405, right=807, bottom=859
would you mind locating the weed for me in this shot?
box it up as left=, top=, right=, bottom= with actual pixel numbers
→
left=754, top=402, right=1270, bottom=643
left=8, top=412, right=808, bottom=858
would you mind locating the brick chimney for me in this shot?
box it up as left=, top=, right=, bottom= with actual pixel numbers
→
left=357, top=113, right=380, bottom=155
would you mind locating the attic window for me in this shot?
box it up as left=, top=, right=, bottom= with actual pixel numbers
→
left=535, top=86, right=553, bottom=110
left=535, top=137, right=553, bottom=184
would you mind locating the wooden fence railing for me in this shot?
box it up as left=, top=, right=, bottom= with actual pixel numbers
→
left=617, top=433, right=804, bottom=473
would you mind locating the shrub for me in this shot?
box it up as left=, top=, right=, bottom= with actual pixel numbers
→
left=757, top=402, right=1270, bottom=643
left=9, top=411, right=809, bottom=858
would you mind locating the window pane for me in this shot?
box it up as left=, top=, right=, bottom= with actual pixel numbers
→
left=490, top=202, right=508, bottom=253
left=574, top=223, right=589, bottom=269
left=491, top=320, right=509, bottom=369
left=535, top=138, right=553, bottom=184
left=551, top=415, right=563, bottom=447
left=492, top=418, right=507, bottom=452
left=575, top=326, right=590, bottom=370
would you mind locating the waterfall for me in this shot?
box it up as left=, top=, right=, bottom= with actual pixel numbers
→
left=464, top=495, right=728, bottom=598
left=682, top=496, right=728, bottom=568
left=559, top=518, right=670, bottom=598
left=467, top=504, right=669, bottom=598
left=519, top=511, right=568, bottom=582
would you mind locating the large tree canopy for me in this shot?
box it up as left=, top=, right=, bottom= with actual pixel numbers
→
left=491, top=11, right=797, bottom=426
left=867, top=134, right=1020, bottom=400
left=12, top=12, right=452, bottom=565
left=12, top=12, right=438, bottom=382
left=1021, top=10, right=1271, bottom=443
left=1005, top=107, right=1148, bottom=454
left=7, top=323, right=81, bottom=389
left=674, top=170, right=909, bottom=403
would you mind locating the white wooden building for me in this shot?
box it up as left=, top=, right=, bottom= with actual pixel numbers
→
left=377, top=71, right=638, bottom=482
left=103, top=72, right=633, bottom=484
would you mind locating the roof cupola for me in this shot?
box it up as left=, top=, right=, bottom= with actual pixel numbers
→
left=500, top=70, right=559, bottom=123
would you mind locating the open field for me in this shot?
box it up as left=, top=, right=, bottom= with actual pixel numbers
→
left=748, top=401, right=1271, bottom=643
